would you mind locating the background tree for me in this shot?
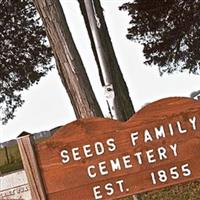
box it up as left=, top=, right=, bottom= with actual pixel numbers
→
left=0, top=0, right=52, bottom=124
left=120, top=0, right=200, bottom=75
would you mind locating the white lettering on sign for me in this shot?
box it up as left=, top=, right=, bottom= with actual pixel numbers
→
left=60, top=150, right=69, bottom=164
left=72, top=147, right=81, bottom=160
left=170, top=143, right=178, bottom=157
left=99, top=161, right=108, bottom=176
left=130, top=116, right=197, bottom=146
left=189, top=116, right=196, bottom=130
left=92, top=179, right=127, bottom=199
left=144, top=130, right=153, bottom=143
left=87, top=155, right=135, bottom=179
left=155, top=126, right=165, bottom=139
left=61, top=138, right=116, bottom=164
left=150, top=163, right=191, bottom=185
left=122, top=155, right=132, bottom=169
left=168, top=123, right=174, bottom=136
left=177, top=121, right=187, bottom=133
left=146, top=149, right=156, bottom=163
left=95, top=142, right=104, bottom=156
left=88, top=166, right=96, bottom=178
left=86, top=143, right=178, bottom=179
left=59, top=115, right=197, bottom=198
left=134, top=144, right=178, bottom=165
left=110, top=158, right=121, bottom=172
left=83, top=144, right=93, bottom=158
left=130, top=132, right=138, bottom=146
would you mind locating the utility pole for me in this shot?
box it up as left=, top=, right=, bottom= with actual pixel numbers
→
left=79, top=1, right=139, bottom=199
left=79, top=0, right=135, bottom=121
left=81, top=0, right=118, bottom=119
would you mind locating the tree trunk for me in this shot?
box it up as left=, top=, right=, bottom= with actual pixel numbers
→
left=32, top=0, right=103, bottom=119
left=79, top=0, right=135, bottom=121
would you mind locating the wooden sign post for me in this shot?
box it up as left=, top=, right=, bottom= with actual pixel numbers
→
left=17, top=132, right=46, bottom=200
left=19, top=97, right=200, bottom=199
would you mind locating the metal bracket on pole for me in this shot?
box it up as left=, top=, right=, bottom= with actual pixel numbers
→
left=104, top=84, right=115, bottom=100
left=190, top=90, right=200, bottom=100
left=104, top=84, right=118, bottom=119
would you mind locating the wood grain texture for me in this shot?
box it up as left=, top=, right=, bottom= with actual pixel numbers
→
left=35, top=97, right=200, bottom=200
left=17, top=134, right=47, bottom=200
left=32, top=0, right=103, bottom=119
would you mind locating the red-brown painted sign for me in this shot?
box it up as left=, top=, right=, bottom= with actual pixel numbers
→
left=35, top=97, right=200, bottom=199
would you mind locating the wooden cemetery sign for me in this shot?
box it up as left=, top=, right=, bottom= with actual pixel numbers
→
left=17, top=97, right=200, bottom=199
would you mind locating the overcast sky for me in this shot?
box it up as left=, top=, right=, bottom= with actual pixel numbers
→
left=1, top=0, right=199, bottom=143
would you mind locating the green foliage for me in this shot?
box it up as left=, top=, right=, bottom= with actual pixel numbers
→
left=118, top=181, right=200, bottom=199
left=0, top=144, right=22, bottom=174
left=139, top=181, right=200, bottom=200
left=0, top=159, right=23, bottom=174
left=0, top=137, right=49, bottom=174
left=0, top=144, right=20, bottom=166
left=120, top=0, right=200, bottom=75
left=0, top=0, right=53, bottom=124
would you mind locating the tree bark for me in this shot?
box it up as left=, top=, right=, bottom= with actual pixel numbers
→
left=32, top=0, right=103, bottom=119
left=79, top=0, right=135, bottom=121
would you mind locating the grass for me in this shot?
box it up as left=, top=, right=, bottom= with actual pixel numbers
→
left=0, top=144, right=23, bottom=175
left=0, top=159, right=23, bottom=175
left=0, top=144, right=21, bottom=166
left=0, top=137, right=50, bottom=175
left=141, top=180, right=200, bottom=200
left=119, top=180, right=200, bottom=200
